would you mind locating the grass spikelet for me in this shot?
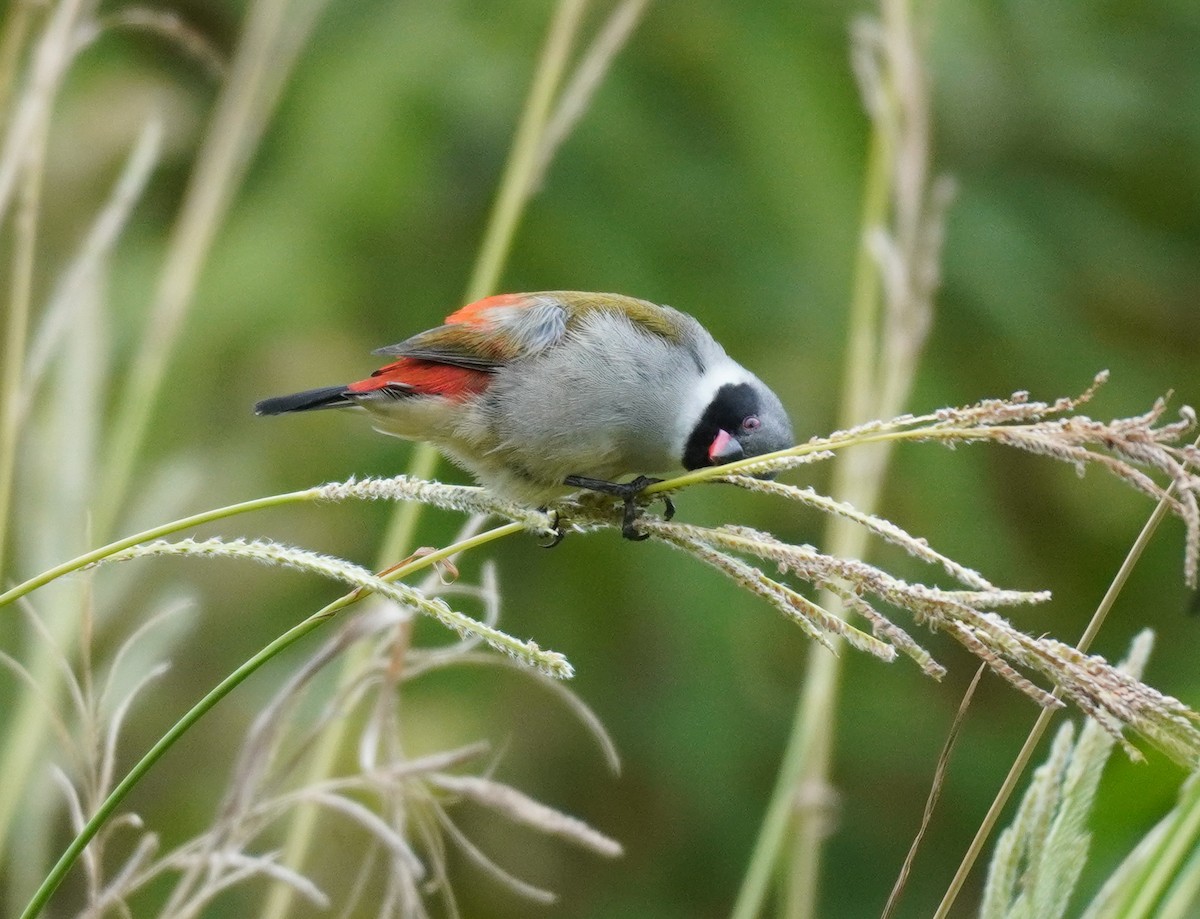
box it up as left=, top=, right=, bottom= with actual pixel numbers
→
left=316, top=474, right=557, bottom=536
left=721, top=475, right=997, bottom=590
left=90, top=537, right=573, bottom=679
left=981, top=632, right=1156, bottom=919
left=429, top=773, right=624, bottom=858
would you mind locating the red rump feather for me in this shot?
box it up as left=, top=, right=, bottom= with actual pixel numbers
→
left=347, top=358, right=489, bottom=401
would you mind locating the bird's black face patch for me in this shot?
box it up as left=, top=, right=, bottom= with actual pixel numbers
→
left=683, top=382, right=760, bottom=470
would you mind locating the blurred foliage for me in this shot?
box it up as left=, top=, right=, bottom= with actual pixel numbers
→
left=7, top=0, right=1200, bottom=916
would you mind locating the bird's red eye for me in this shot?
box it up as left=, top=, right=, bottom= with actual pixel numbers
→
left=742, top=415, right=761, bottom=432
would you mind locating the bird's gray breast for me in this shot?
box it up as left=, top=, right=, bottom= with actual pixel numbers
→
left=481, top=310, right=710, bottom=480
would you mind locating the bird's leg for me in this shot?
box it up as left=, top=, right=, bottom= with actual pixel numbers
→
left=563, top=474, right=675, bottom=540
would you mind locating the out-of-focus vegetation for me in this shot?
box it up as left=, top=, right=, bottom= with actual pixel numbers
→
left=2, top=0, right=1199, bottom=916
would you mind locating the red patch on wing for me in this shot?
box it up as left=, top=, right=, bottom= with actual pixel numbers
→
left=444, top=292, right=527, bottom=326
left=348, top=358, right=489, bottom=401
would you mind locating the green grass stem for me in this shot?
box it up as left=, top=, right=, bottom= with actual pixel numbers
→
left=19, top=519, right=524, bottom=919
left=932, top=462, right=1190, bottom=918
left=463, top=0, right=587, bottom=303
left=0, top=78, right=45, bottom=578
left=730, top=95, right=895, bottom=919
left=0, top=487, right=319, bottom=611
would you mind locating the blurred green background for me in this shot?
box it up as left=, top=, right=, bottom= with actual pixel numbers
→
left=11, top=0, right=1200, bottom=915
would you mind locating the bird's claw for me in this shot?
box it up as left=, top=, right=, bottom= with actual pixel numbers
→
left=564, top=474, right=673, bottom=541
left=538, top=509, right=566, bottom=548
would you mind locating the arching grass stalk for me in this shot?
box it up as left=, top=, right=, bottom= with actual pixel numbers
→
left=721, top=380, right=1194, bottom=915
left=0, top=475, right=553, bottom=612
left=96, top=533, right=563, bottom=671
left=0, top=488, right=316, bottom=610
left=651, top=375, right=1198, bottom=594
left=6, top=373, right=1196, bottom=617
left=18, top=518, right=529, bottom=919
left=932, top=441, right=1199, bottom=919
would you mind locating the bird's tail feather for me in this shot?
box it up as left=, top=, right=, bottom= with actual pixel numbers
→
left=255, top=385, right=352, bottom=415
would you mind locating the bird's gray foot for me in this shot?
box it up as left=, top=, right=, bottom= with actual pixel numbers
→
left=563, top=474, right=675, bottom=540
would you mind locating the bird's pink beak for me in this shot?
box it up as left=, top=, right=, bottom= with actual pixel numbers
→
left=708, top=429, right=745, bottom=464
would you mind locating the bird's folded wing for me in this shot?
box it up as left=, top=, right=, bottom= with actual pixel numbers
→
left=373, top=294, right=568, bottom=370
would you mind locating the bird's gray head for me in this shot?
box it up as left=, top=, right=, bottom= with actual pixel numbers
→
left=681, top=379, right=794, bottom=471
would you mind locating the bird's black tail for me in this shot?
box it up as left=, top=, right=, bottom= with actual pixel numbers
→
left=255, top=385, right=353, bottom=415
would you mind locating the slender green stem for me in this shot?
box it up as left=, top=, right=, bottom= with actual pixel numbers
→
left=0, top=69, right=61, bottom=878
left=931, top=479, right=1181, bottom=919
left=19, top=519, right=524, bottom=919
left=258, top=446, right=441, bottom=919
left=731, top=683, right=821, bottom=919
left=839, top=125, right=892, bottom=432
left=882, top=664, right=987, bottom=919
left=0, top=487, right=318, bottom=609
left=93, top=0, right=314, bottom=539
left=377, top=444, right=441, bottom=562
left=730, top=95, right=895, bottom=919
left=464, top=0, right=587, bottom=301
left=0, top=2, right=38, bottom=129
left=0, top=85, right=42, bottom=576
left=20, top=615, right=328, bottom=919
left=649, top=418, right=1125, bottom=498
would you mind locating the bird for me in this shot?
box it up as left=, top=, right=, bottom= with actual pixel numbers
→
left=255, top=291, right=794, bottom=539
